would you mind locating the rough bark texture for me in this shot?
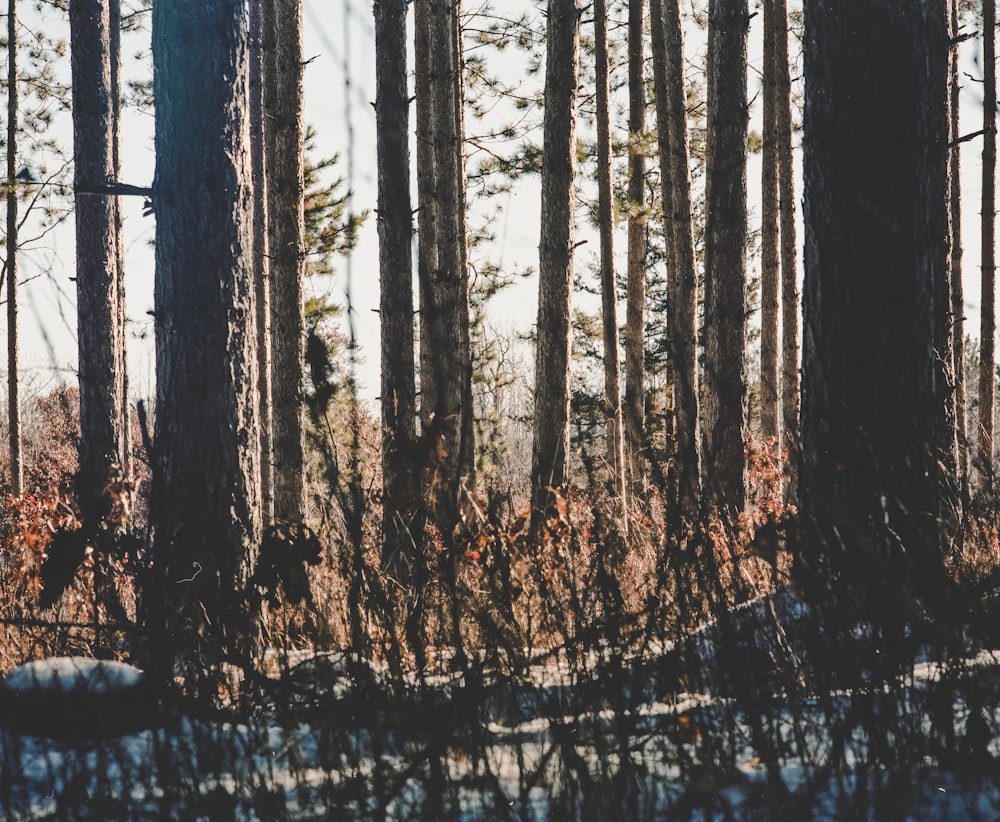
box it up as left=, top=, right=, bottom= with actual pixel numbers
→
left=776, top=0, right=799, bottom=506
left=71, top=0, right=128, bottom=523
left=759, top=0, right=780, bottom=450
left=702, top=0, right=748, bottom=515
left=150, top=0, right=261, bottom=638
left=950, top=0, right=967, bottom=496
left=531, top=0, right=579, bottom=521
left=6, top=0, right=20, bottom=497
left=264, top=0, right=306, bottom=523
left=415, top=0, right=474, bottom=528
left=595, top=0, right=627, bottom=517
left=249, top=0, right=272, bottom=523
left=800, top=0, right=958, bottom=623
left=981, top=0, right=997, bottom=475
left=650, top=0, right=701, bottom=512
left=624, top=0, right=646, bottom=490
left=374, top=0, right=422, bottom=572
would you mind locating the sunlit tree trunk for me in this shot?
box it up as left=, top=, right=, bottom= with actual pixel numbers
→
left=6, top=0, right=20, bottom=497
left=71, top=0, right=128, bottom=524
left=702, top=0, right=748, bottom=515
left=150, top=0, right=261, bottom=641
left=624, top=0, right=647, bottom=491
left=760, top=0, right=780, bottom=453
left=650, top=0, right=701, bottom=513
left=775, top=0, right=799, bottom=506
left=264, top=0, right=306, bottom=523
left=374, top=0, right=422, bottom=574
left=531, top=0, right=579, bottom=522
left=595, top=0, right=627, bottom=521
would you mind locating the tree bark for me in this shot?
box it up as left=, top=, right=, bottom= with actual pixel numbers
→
left=416, top=0, right=475, bottom=528
left=6, top=0, right=20, bottom=497
left=950, top=0, right=968, bottom=498
left=595, top=0, right=627, bottom=520
left=71, top=0, right=128, bottom=524
left=150, top=0, right=261, bottom=641
left=624, top=0, right=646, bottom=491
left=759, top=0, right=780, bottom=451
left=264, top=0, right=306, bottom=523
left=981, top=0, right=997, bottom=477
left=249, top=0, right=273, bottom=524
left=702, top=0, right=748, bottom=515
left=775, top=0, right=799, bottom=507
left=800, top=0, right=957, bottom=624
left=650, top=0, right=701, bottom=513
left=531, top=0, right=579, bottom=522
left=374, top=0, right=422, bottom=574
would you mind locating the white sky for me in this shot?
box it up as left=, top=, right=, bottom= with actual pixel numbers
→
left=8, top=1, right=996, bottom=413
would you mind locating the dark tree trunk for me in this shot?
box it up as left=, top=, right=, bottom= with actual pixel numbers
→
left=374, top=0, right=422, bottom=574
left=650, top=0, right=701, bottom=513
left=702, top=0, right=749, bottom=515
left=264, top=0, right=306, bottom=524
left=624, top=0, right=647, bottom=491
left=71, top=0, right=128, bottom=524
left=800, top=0, right=958, bottom=625
left=981, top=0, right=997, bottom=477
left=595, top=0, right=627, bottom=519
left=950, top=0, right=967, bottom=498
left=531, top=0, right=579, bottom=522
left=150, top=0, right=261, bottom=641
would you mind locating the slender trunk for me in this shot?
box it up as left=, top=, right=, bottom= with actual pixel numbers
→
left=759, top=0, right=780, bottom=451
left=650, top=0, right=701, bottom=512
left=703, top=0, right=750, bottom=516
left=981, top=0, right=996, bottom=476
left=265, top=0, right=306, bottom=523
left=531, top=0, right=579, bottom=522
left=951, top=0, right=968, bottom=498
left=71, top=0, right=128, bottom=525
left=6, top=0, right=20, bottom=498
left=110, top=0, right=129, bottom=471
left=776, top=0, right=799, bottom=506
left=595, top=0, right=627, bottom=520
left=375, top=0, right=422, bottom=574
left=250, top=0, right=273, bottom=524
left=625, top=0, right=647, bottom=491
left=420, top=0, right=474, bottom=527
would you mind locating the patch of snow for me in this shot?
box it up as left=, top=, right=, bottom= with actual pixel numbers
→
left=3, top=657, right=144, bottom=695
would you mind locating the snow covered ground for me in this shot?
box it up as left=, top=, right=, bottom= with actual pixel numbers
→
left=3, top=596, right=1000, bottom=819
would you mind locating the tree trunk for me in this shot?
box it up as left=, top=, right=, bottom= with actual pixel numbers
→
left=981, top=0, right=997, bottom=477
left=759, top=0, right=780, bottom=452
left=264, top=0, right=306, bottom=523
left=650, top=0, right=701, bottom=513
left=416, top=0, right=475, bottom=528
left=531, top=0, right=579, bottom=522
left=71, top=0, right=127, bottom=524
left=374, top=0, right=422, bottom=574
left=800, top=0, right=957, bottom=626
left=6, top=0, right=20, bottom=497
left=150, top=0, right=261, bottom=642
left=950, top=0, right=968, bottom=498
left=624, top=0, right=646, bottom=491
left=775, top=0, right=799, bottom=507
left=702, top=0, right=748, bottom=516
left=249, top=0, right=273, bottom=524
left=595, top=0, right=627, bottom=520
